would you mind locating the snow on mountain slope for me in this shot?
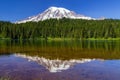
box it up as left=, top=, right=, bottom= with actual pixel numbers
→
left=16, top=7, right=94, bottom=23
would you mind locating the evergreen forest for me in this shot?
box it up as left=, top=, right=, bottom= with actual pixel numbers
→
left=0, top=18, right=120, bottom=40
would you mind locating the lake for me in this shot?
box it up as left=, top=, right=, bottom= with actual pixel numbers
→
left=0, top=40, right=120, bottom=80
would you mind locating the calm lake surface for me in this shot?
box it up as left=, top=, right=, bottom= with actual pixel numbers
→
left=0, top=40, right=120, bottom=80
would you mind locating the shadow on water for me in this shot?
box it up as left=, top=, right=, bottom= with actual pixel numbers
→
left=0, top=40, right=120, bottom=59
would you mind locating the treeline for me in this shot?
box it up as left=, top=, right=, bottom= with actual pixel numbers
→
left=0, top=18, right=120, bottom=39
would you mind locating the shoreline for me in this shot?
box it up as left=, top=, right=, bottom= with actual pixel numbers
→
left=1, top=38, right=120, bottom=41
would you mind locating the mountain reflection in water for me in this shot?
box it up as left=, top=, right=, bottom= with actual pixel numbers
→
left=15, top=54, right=95, bottom=73
left=0, top=40, right=120, bottom=80
left=1, top=53, right=120, bottom=80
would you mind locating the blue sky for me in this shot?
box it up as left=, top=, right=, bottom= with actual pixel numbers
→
left=0, top=0, right=120, bottom=22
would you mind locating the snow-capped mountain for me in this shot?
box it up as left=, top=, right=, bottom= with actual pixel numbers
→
left=17, top=6, right=94, bottom=23
left=15, top=54, right=95, bottom=73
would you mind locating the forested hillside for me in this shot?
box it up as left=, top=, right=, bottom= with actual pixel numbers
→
left=0, top=19, right=120, bottom=39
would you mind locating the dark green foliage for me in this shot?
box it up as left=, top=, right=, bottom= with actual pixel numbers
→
left=0, top=19, right=120, bottom=39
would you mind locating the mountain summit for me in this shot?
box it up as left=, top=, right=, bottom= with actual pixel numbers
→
left=17, top=7, right=93, bottom=23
